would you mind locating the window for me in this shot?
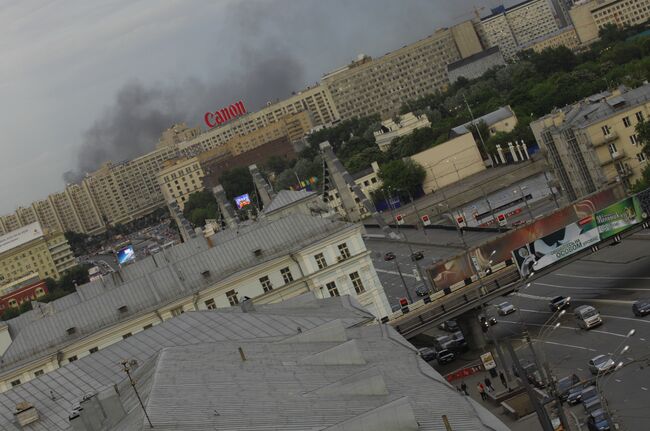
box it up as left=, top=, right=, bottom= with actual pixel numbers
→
left=349, top=271, right=365, bottom=294
left=371, top=177, right=377, bottom=183
left=122, top=333, right=132, bottom=339
left=631, top=134, right=640, bottom=146
left=623, top=116, right=631, bottom=127
left=608, top=143, right=618, bottom=155
left=34, top=370, right=44, bottom=377
left=10, top=379, right=20, bottom=387
left=637, top=152, right=647, bottom=162
left=636, top=111, right=644, bottom=122
left=204, top=298, right=216, bottom=309
left=89, top=347, right=99, bottom=354
left=314, top=253, right=327, bottom=270
left=601, top=125, right=611, bottom=136
left=143, top=323, right=153, bottom=330
left=259, top=275, right=273, bottom=292
left=68, top=355, right=78, bottom=363
left=338, top=243, right=351, bottom=259
left=280, top=267, right=294, bottom=284
left=171, top=306, right=184, bottom=317
left=326, top=281, right=340, bottom=297
left=226, top=290, right=239, bottom=306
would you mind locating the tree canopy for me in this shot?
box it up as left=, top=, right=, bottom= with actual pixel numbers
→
left=378, top=159, right=426, bottom=196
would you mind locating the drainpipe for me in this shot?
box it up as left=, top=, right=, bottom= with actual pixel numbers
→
left=192, top=292, right=200, bottom=311
left=289, top=254, right=311, bottom=294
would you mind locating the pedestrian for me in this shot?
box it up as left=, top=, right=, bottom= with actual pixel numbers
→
left=499, top=371, right=508, bottom=389
left=477, top=382, right=486, bottom=401
left=461, top=382, right=468, bottom=396
left=484, top=377, right=494, bottom=392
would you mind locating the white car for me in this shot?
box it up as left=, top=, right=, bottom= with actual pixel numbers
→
left=588, top=355, right=616, bottom=375
left=496, top=301, right=516, bottom=316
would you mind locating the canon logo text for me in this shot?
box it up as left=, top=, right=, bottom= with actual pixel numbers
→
left=204, top=100, right=246, bottom=128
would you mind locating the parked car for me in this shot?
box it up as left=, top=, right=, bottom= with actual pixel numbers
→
left=584, top=396, right=602, bottom=414
left=513, top=359, right=544, bottom=388
left=433, top=332, right=467, bottom=353
left=575, top=305, right=603, bottom=329
left=589, top=355, right=616, bottom=375
left=415, top=285, right=430, bottom=297
left=418, top=347, right=437, bottom=362
left=436, top=349, right=455, bottom=365
left=556, top=374, right=580, bottom=400
left=566, top=384, right=588, bottom=405
left=632, top=299, right=650, bottom=317
left=391, top=303, right=402, bottom=313
left=410, top=251, right=424, bottom=261
left=549, top=296, right=571, bottom=312
left=496, top=301, right=516, bottom=315
left=384, top=251, right=396, bottom=261
left=438, top=320, right=459, bottom=332
left=587, top=409, right=611, bottom=431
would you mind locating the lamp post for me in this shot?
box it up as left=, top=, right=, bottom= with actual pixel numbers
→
left=513, top=184, right=534, bottom=220
left=462, top=94, right=491, bottom=166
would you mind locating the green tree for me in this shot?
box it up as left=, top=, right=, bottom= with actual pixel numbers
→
left=378, top=159, right=426, bottom=195
left=264, top=155, right=291, bottom=175
left=183, top=190, right=219, bottom=228
left=635, top=119, right=650, bottom=158
left=219, top=167, right=254, bottom=200
left=1, top=307, right=20, bottom=321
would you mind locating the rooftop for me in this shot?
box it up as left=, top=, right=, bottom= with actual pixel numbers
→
left=0, top=223, right=43, bottom=256
left=0, top=294, right=508, bottom=430
left=451, top=106, right=516, bottom=136
left=262, top=189, right=316, bottom=214
left=447, top=46, right=502, bottom=72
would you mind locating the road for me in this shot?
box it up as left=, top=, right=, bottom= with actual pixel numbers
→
left=413, top=235, right=650, bottom=430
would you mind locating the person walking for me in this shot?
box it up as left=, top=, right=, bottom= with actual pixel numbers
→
left=461, top=382, right=468, bottom=396
left=499, top=371, right=508, bottom=389
left=477, top=382, right=487, bottom=401
left=484, top=377, right=494, bottom=392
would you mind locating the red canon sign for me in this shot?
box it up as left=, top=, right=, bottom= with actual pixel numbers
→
left=204, top=100, right=247, bottom=128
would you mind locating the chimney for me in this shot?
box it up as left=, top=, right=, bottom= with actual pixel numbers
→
left=240, top=297, right=255, bottom=313
left=212, top=185, right=239, bottom=229
left=14, top=402, right=39, bottom=427
left=249, top=164, right=276, bottom=207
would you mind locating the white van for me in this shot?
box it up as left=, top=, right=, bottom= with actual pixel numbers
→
left=574, top=305, right=602, bottom=329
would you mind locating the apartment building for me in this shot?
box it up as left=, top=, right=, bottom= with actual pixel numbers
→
left=475, top=0, right=560, bottom=60
left=64, top=183, right=105, bottom=235
left=30, top=199, right=63, bottom=234
left=322, top=29, right=467, bottom=121
left=0, top=215, right=20, bottom=235
left=570, top=0, right=650, bottom=44
left=157, top=122, right=201, bottom=149
left=531, top=84, right=650, bottom=201
left=519, top=26, right=581, bottom=53
left=158, top=157, right=205, bottom=211
left=374, top=112, right=432, bottom=152
left=0, top=223, right=75, bottom=289
left=0, top=214, right=391, bottom=392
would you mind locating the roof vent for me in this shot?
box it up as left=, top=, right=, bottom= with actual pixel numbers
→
left=253, top=248, right=262, bottom=257
left=118, top=305, right=128, bottom=313
left=240, top=297, right=255, bottom=313
left=66, top=327, right=77, bottom=336
left=201, top=270, right=211, bottom=278
left=14, top=402, right=39, bottom=426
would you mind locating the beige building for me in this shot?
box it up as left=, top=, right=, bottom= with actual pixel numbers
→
left=64, top=183, right=105, bottom=234
left=322, top=21, right=485, bottom=121
left=30, top=199, right=63, bottom=234
left=0, top=222, right=75, bottom=288
left=0, top=215, right=20, bottom=235
left=476, top=0, right=560, bottom=60
left=157, top=122, right=201, bottom=149
left=410, top=133, right=486, bottom=194
left=520, top=26, right=581, bottom=53
left=374, top=112, right=432, bottom=152
left=451, top=106, right=518, bottom=137
left=158, top=157, right=206, bottom=211
left=325, top=162, right=383, bottom=217
left=531, top=84, right=650, bottom=201
left=570, top=0, right=650, bottom=44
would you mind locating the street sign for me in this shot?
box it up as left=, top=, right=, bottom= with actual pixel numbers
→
left=456, top=215, right=466, bottom=228
left=421, top=214, right=431, bottom=226
left=497, top=213, right=507, bottom=227
left=396, top=214, right=405, bottom=225
left=480, top=351, right=497, bottom=370
left=389, top=196, right=401, bottom=208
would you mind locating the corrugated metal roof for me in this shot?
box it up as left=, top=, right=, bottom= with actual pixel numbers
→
left=263, top=189, right=316, bottom=214
left=451, top=106, right=515, bottom=136
left=1, top=215, right=352, bottom=369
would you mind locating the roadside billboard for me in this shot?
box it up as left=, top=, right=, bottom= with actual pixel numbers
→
left=117, top=245, right=135, bottom=266
left=594, top=196, right=644, bottom=240
left=234, top=193, right=251, bottom=210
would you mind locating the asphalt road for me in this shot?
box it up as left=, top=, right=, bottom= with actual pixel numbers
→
left=424, top=236, right=650, bottom=430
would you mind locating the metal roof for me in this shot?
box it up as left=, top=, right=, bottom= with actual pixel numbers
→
left=451, top=106, right=516, bottom=135
left=262, top=189, right=316, bottom=214
left=0, top=294, right=508, bottom=430
left=1, top=214, right=352, bottom=370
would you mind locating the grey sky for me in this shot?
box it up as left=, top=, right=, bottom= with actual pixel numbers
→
left=0, top=0, right=516, bottom=214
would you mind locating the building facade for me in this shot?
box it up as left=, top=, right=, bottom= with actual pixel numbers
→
left=570, top=0, right=650, bottom=44
left=476, top=0, right=561, bottom=60
left=447, top=47, right=507, bottom=84
left=157, top=122, right=201, bottom=148
left=519, top=26, right=581, bottom=53
left=531, top=84, right=650, bottom=201
left=158, top=157, right=206, bottom=211
left=324, top=162, right=383, bottom=217
left=373, top=113, right=432, bottom=152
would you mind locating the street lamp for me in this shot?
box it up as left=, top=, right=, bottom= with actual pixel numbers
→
left=513, top=185, right=534, bottom=220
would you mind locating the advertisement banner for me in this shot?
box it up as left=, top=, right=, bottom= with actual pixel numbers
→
left=595, top=196, right=644, bottom=240
left=117, top=245, right=135, bottom=266
left=480, top=352, right=497, bottom=370
left=512, top=215, right=599, bottom=276
left=234, top=193, right=251, bottom=210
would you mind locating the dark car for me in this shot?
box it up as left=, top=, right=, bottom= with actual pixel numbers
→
left=556, top=374, right=580, bottom=401
left=587, top=409, right=611, bottom=431
left=549, top=295, right=571, bottom=312
left=566, top=384, right=587, bottom=405
left=438, top=320, right=459, bottom=332
left=410, top=251, right=424, bottom=261
left=513, top=359, right=544, bottom=388
left=632, top=299, right=650, bottom=317
left=418, top=347, right=437, bottom=362
left=415, top=285, right=430, bottom=297
left=479, top=315, right=497, bottom=331
left=436, top=349, right=455, bottom=365
left=384, top=251, right=396, bottom=261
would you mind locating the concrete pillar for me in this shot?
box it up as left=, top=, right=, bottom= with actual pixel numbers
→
left=515, top=142, right=524, bottom=161
left=212, top=185, right=239, bottom=229
left=496, top=144, right=506, bottom=164
left=456, top=308, right=487, bottom=350
left=520, top=140, right=530, bottom=160
left=508, top=142, right=519, bottom=162
left=249, top=164, right=275, bottom=207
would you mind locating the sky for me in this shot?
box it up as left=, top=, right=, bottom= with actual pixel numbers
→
left=0, top=0, right=519, bottom=214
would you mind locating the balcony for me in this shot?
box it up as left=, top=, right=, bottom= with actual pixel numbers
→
left=600, top=150, right=626, bottom=166
left=592, top=131, right=619, bottom=147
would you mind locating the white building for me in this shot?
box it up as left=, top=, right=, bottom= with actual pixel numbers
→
left=373, top=113, right=432, bottom=152
left=0, top=214, right=390, bottom=392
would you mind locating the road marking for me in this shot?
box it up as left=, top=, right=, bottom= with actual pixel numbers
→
left=615, top=379, right=622, bottom=383
left=532, top=339, right=597, bottom=352
left=513, top=292, right=554, bottom=301
left=642, top=387, right=648, bottom=391
left=555, top=273, right=650, bottom=281
left=601, top=314, right=650, bottom=325
left=375, top=268, right=418, bottom=279
left=519, top=308, right=552, bottom=314
left=512, top=292, right=635, bottom=305
left=534, top=282, right=650, bottom=292
left=499, top=319, right=631, bottom=338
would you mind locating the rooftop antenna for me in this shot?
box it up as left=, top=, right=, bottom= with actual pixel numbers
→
left=121, top=359, right=154, bottom=428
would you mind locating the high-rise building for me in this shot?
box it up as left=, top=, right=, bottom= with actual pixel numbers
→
left=475, top=0, right=560, bottom=60
left=531, top=84, right=650, bottom=201
left=64, top=183, right=105, bottom=235
left=47, top=190, right=85, bottom=234
left=0, top=215, right=21, bottom=235
left=157, top=122, right=201, bottom=149
left=570, top=0, right=650, bottom=45
left=30, top=199, right=63, bottom=233
left=158, top=157, right=206, bottom=211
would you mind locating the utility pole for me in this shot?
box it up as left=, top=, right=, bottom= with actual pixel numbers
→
left=463, top=93, right=491, bottom=166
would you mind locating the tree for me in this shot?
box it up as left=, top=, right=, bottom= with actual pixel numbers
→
left=219, top=167, right=254, bottom=200
left=635, top=119, right=650, bottom=158
left=264, top=155, right=291, bottom=175
left=65, top=231, right=90, bottom=256
left=183, top=190, right=219, bottom=228
left=378, top=159, right=426, bottom=196
left=630, top=164, right=650, bottom=193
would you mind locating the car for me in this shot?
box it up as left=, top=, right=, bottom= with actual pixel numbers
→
left=496, top=301, right=516, bottom=315
left=479, top=314, right=497, bottom=330
left=587, top=409, right=611, bottom=431
left=436, top=349, right=455, bottom=365
left=512, top=359, right=544, bottom=388
left=410, top=251, right=424, bottom=261
left=556, top=374, right=580, bottom=401
left=415, top=285, right=430, bottom=297
left=632, top=299, right=650, bottom=317
left=438, top=320, right=459, bottom=332
left=433, top=332, right=467, bottom=353
left=384, top=251, right=396, bottom=261
left=566, top=384, right=588, bottom=405
left=549, top=296, right=571, bottom=312
left=418, top=347, right=437, bottom=362
left=390, top=303, right=401, bottom=313
left=588, top=355, right=616, bottom=375
left=584, top=396, right=602, bottom=414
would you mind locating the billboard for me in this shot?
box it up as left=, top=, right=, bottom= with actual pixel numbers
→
left=594, top=196, right=644, bottom=240
left=117, top=245, right=135, bottom=266
left=512, top=215, right=599, bottom=277
left=234, top=193, right=251, bottom=210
